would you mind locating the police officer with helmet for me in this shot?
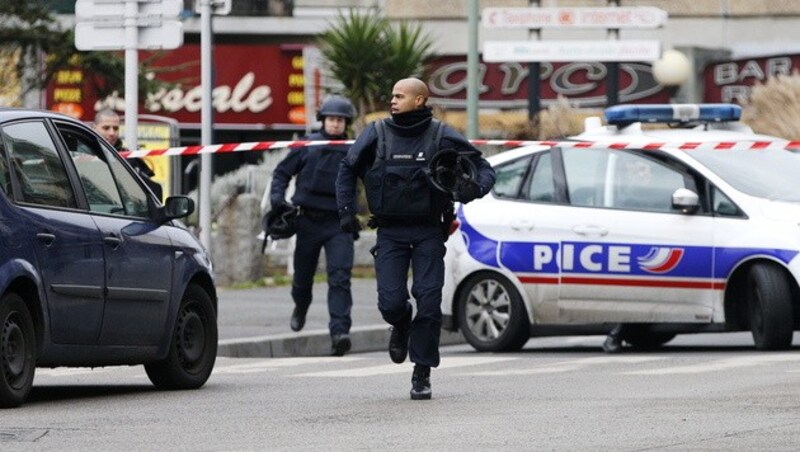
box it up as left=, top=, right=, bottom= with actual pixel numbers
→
left=269, top=96, right=358, bottom=356
left=336, top=78, right=495, bottom=400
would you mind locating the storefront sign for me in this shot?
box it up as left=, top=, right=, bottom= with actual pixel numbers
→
left=47, top=44, right=669, bottom=126
left=428, top=58, right=669, bottom=108
left=46, top=44, right=304, bottom=126
left=703, top=55, right=797, bottom=104
left=482, top=6, right=667, bottom=29
left=483, top=40, right=661, bottom=63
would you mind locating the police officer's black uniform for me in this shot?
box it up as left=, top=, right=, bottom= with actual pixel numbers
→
left=336, top=106, right=495, bottom=396
left=270, top=99, right=356, bottom=356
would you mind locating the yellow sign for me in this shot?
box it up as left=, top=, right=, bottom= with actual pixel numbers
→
left=120, top=122, right=174, bottom=200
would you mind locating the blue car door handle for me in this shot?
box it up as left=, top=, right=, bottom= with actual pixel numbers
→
left=103, top=234, right=122, bottom=249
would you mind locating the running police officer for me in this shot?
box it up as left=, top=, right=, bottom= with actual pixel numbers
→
left=336, top=78, right=495, bottom=399
left=269, top=96, right=357, bottom=356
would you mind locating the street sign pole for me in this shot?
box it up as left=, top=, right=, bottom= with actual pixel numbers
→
left=125, top=0, right=139, bottom=151
left=606, top=0, right=620, bottom=107
left=199, top=0, right=213, bottom=251
left=466, top=0, right=478, bottom=140
left=528, top=0, right=541, bottom=120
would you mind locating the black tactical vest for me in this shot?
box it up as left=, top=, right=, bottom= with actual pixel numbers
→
left=364, top=119, right=450, bottom=222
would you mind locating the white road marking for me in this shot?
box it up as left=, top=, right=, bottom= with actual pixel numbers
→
left=212, top=357, right=363, bottom=374
left=467, top=356, right=663, bottom=376
left=623, top=353, right=800, bottom=375
left=292, top=356, right=517, bottom=378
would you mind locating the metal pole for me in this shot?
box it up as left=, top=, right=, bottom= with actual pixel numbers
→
left=528, top=0, right=541, bottom=120
left=466, top=0, right=479, bottom=140
left=199, top=0, right=214, bottom=250
left=607, top=0, right=620, bottom=107
left=124, top=0, right=138, bottom=151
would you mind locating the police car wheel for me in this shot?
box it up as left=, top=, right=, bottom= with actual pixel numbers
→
left=746, top=263, right=794, bottom=351
left=457, top=272, right=529, bottom=352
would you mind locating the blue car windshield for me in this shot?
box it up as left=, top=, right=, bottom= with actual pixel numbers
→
left=689, top=148, right=800, bottom=202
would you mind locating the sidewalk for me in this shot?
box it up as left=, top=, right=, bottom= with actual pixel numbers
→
left=216, top=277, right=465, bottom=358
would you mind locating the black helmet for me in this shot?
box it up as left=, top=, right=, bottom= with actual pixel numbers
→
left=262, top=203, right=299, bottom=240
left=316, top=97, right=355, bottom=122
left=427, top=149, right=478, bottom=196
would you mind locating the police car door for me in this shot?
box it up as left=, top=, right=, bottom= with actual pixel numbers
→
left=458, top=148, right=565, bottom=322
left=556, top=147, right=715, bottom=324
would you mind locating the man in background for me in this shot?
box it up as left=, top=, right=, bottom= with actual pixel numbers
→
left=93, top=109, right=163, bottom=200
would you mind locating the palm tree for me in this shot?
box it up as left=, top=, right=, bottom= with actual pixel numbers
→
left=317, top=8, right=434, bottom=129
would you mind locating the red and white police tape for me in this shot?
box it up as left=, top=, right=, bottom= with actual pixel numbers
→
left=119, top=139, right=800, bottom=158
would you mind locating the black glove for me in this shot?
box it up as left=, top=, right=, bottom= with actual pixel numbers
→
left=454, top=179, right=482, bottom=204
left=340, top=214, right=362, bottom=234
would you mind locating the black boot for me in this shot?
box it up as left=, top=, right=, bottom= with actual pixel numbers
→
left=331, top=334, right=351, bottom=356
left=603, top=324, right=624, bottom=353
left=388, top=308, right=412, bottom=364
left=410, top=364, right=431, bottom=400
left=290, top=305, right=308, bottom=332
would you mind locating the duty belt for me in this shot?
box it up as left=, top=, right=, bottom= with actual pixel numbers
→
left=299, top=207, right=339, bottom=220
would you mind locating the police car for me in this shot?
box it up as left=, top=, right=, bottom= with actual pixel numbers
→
left=442, top=103, right=800, bottom=352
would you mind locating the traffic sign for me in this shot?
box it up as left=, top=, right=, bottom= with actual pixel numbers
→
left=482, top=7, right=667, bottom=29
left=483, top=40, right=661, bottom=63
left=76, top=0, right=182, bottom=20
left=74, top=0, right=184, bottom=51
left=75, top=21, right=183, bottom=50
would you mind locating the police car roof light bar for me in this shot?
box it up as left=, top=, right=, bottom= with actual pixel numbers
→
left=605, top=104, right=742, bottom=127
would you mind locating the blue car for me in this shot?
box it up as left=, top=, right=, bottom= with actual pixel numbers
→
left=0, top=109, right=217, bottom=407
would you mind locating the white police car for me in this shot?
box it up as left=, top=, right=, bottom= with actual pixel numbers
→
left=442, top=103, right=800, bottom=352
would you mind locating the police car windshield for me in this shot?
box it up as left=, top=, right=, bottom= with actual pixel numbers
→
left=690, top=149, right=800, bottom=202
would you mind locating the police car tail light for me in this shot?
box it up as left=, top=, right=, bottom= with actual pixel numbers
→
left=604, top=104, right=742, bottom=127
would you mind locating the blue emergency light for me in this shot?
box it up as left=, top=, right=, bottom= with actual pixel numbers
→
left=604, top=104, right=742, bottom=126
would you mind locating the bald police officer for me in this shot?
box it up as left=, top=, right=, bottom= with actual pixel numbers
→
left=336, top=78, right=495, bottom=400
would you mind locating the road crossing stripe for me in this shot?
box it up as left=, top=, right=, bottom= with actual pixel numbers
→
left=292, top=356, right=517, bottom=378
left=212, top=357, right=363, bottom=374
left=622, top=353, right=800, bottom=375
left=468, top=356, right=663, bottom=376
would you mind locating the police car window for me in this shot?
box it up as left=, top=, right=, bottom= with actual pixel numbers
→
left=524, top=152, right=556, bottom=202
left=563, top=148, right=687, bottom=212
left=492, top=155, right=532, bottom=199
left=1, top=121, right=77, bottom=208
left=712, top=187, right=740, bottom=216
left=57, top=125, right=148, bottom=218
left=608, top=152, right=685, bottom=212
left=563, top=147, right=608, bottom=207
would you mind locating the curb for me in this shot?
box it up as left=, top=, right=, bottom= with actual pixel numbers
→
left=217, top=325, right=466, bottom=358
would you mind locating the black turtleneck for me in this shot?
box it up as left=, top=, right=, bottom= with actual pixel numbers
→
left=391, top=106, right=432, bottom=126
left=387, top=107, right=433, bottom=137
